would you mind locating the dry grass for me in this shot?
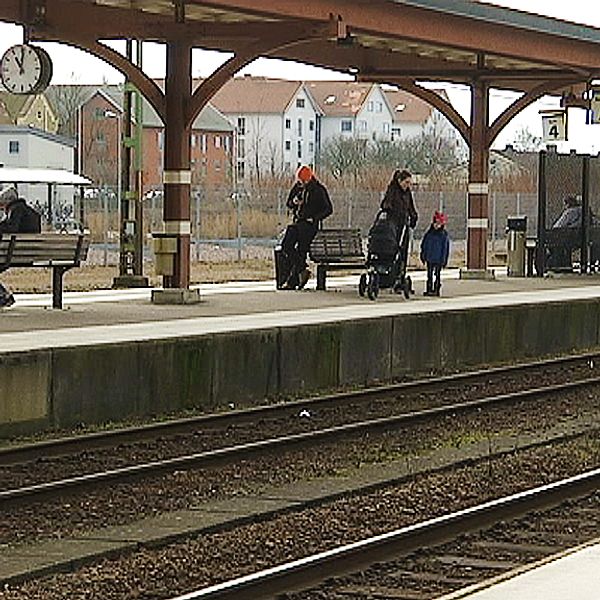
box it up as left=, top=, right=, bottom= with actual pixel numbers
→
left=1, top=259, right=274, bottom=293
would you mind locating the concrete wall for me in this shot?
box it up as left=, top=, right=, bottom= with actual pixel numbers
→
left=2, top=298, right=600, bottom=436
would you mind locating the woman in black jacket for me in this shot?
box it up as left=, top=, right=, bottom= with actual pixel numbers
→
left=381, top=169, right=418, bottom=232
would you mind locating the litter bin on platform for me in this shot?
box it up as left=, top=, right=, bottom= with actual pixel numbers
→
left=506, top=216, right=527, bottom=277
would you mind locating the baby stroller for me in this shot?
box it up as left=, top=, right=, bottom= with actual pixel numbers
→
left=359, top=211, right=414, bottom=301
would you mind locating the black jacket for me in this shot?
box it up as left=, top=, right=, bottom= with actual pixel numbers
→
left=381, top=182, right=418, bottom=229
left=286, top=179, right=333, bottom=223
left=0, top=198, right=42, bottom=234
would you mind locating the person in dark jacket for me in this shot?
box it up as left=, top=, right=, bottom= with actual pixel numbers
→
left=0, top=185, right=42, bottom=307
left=281, top=165, right=333, bottom=290
left=420, top=210, right=450, bottom=297
left=381, top=169, right=418, bottom=232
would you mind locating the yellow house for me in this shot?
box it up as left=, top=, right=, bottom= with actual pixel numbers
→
left=0, top=92, right=59, bottom=134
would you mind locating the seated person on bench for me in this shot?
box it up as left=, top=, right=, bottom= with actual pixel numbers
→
left=0, top=184, right=42, bottom=307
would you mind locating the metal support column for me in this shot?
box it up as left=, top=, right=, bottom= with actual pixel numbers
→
left=113, top=40, right=148, bottom=288
left=463, top=70, right=493, bottom=279
left=161, top=38, right=193, bottom=292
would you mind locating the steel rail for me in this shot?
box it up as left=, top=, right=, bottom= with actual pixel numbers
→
left=1, top=376, right=599, bottom=509
left=171, top=468, right=600, bottom=600
left=1, top=350, right=599, bottom=466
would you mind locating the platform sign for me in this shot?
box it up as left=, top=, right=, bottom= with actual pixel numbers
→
left=541, top=109, right=567, bottom=142
left=590, top=87, right=600, bottom=124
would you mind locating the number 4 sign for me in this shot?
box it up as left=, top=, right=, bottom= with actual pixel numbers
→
left=540, top=109, right=567, bottom=142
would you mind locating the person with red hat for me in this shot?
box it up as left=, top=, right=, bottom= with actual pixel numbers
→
left=420, top=210, right=450, bottom=296
left=279, top=165, right=333, bottom=290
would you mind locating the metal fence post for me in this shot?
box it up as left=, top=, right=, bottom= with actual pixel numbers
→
left=237, top=190, right=243, bottom=262
left=103, top=187, right=109, bottom=267
left=195, top=190, right=201, bottom=261
left=491, top=191, right=497, bottom=252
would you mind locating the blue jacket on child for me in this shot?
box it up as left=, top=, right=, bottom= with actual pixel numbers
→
left=420, top=226, right=450, bottom=266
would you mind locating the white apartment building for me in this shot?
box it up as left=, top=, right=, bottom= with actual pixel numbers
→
left=306, top=82, right=394, bottom=147
left=210, top=76, right=321, bottom=180
left=0, top=125, right=76, bottom=209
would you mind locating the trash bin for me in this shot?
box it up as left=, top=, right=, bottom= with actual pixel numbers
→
left=506, top=216, right=527, bottom=277
left=152, top=233, right=178, bottom=276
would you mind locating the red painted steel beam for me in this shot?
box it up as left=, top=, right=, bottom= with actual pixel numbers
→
left=194, top=0, right=600, bottom=71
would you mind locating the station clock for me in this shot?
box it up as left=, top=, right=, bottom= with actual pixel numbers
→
left=0, top=44, right=53, bottom=95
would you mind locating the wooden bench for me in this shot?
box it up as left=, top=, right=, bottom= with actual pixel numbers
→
left=0, top=233, right=90, bottom=308
left=309, top=228, right=365, bottom=290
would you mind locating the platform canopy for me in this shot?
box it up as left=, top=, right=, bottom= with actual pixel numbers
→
left=5, top=0, right=599, bottom=93
left=0, top=167, right=91, bottom=186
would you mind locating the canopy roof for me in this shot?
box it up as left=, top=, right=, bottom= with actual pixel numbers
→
left=2, top=0, right=600, bottom=95
left=0, top=168, right=92, bottom=186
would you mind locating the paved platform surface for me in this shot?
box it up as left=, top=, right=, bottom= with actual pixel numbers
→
left=3, top=269, right=600, bottom=353
left=445, top=541, right=600, bottom=600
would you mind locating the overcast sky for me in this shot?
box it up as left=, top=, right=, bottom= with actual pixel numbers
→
left=0, top=0, right=599, bottom=150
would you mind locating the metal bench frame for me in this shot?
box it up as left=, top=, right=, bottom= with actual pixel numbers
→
left=309, top=228, right=365, bottom=290
left=0, top=233, right=90, bottom=308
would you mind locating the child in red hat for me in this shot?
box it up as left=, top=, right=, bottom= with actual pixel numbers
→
left=420, top=211, right=450, bottom=296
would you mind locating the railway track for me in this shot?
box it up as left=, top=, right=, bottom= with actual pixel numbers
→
left=2, top=350, right=600, bottom=467
left=171, top=469, right=600, bottom=600
left=1, top=371, right=599, bottom=508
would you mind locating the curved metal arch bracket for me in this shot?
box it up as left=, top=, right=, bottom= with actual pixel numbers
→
left=57, top=37, right=166, bottom=122
left=488, top=80, right=584, bottom=146
left=390, top=80, right=470, bottom=145
left=187, top=27, right=330, bottom=127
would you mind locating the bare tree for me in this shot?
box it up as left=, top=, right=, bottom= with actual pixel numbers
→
left=510, top=126, right=543, bottom=152
left=48, top=80, right=88, bottom=138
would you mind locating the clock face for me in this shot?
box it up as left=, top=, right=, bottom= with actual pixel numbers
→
left=0, top=45, right=53, bottom=95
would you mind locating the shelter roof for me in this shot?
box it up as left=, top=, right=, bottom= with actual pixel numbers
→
left=4, top=0, right=600, bottom=96
left=0, top=166, right=91, bottom=185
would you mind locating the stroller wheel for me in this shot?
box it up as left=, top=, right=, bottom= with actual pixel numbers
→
left=367, top=272, right=380, bottom=301
left=358, top=273, right=367, bottom=297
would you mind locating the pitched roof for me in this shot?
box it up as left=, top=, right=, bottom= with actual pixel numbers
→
left=305, top=81, right=374, bottom=117
left=382, top=89, right=437, bottom=124
left=0, top=92, right=36, bottom=122
left=209, top=76, right=303, bottom=114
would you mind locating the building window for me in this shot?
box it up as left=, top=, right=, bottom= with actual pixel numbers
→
left=296, top=98, right=305, bottom=108
left=237, top=138, right=245, bottom=158
left=285, top=118, right=291, bottom=129
left=376, top=102, right=383, bottom=113
left=383, top=122, right=390, bottom=134
left=341, top=120, right=352, bottom=132
left=8, top=140, right=19, bottom=154
left=94, top=107, right=104, bottom=119
left=359, top=120, right=367, bottom=131
left=158, top=131, right=164, bottom=150
left=237, top=117, right=246, bottom=136
left=215, top=136, right=221, bottom=149
left=37, top=110, right=43, bottom=119
left=309, top=120, right=315, bottom=132
left=214, top=159, right=221, bottom=171
left=297, top=118, right=303, bottom=137
left=297, top=140, right=302, bottom=159
left=191, top=134, right=197, bottom=147
left=201, top=135, right=207, bottom=154
left=285, top=162, right=291, bottom=171
left=309, top=142, right=314, bottom=153
left=95, top=131, right=105, bottom=143
left=285, top=140, right=291, bottom=151
left=224, top=136, right=231, bottom=153
left=237, top=161, right=245, bottom=179
left=368, top=101, right=374, bottom=112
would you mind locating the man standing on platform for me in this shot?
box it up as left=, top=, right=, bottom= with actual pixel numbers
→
left=280, top=166, right=333, bottom=290
left=0, top=184, right=42, bottom=307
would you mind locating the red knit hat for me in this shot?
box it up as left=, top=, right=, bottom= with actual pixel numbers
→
left=433, top=211, right=448, bottom=225
left=297, top=165, right=314, bottom=183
